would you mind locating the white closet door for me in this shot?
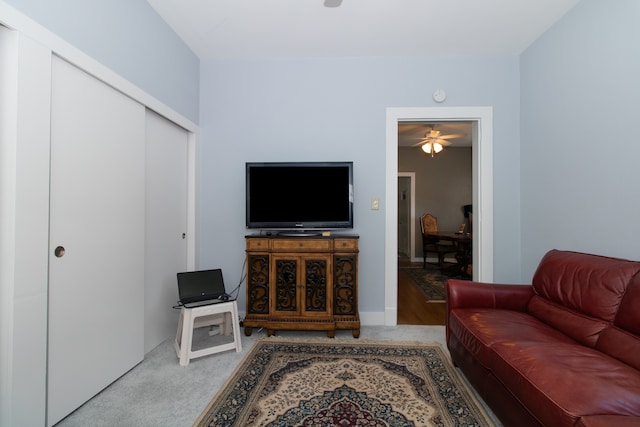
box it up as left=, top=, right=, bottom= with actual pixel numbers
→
left=48, top=56, right=145, bottom=426
left=144, top=109, right=188, bottom=353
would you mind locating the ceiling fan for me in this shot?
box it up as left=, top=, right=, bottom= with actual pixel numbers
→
left=412, top=127, right=465, bottom=157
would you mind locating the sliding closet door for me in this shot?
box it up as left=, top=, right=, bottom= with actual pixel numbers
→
left=144, top=109, right=188, bottom=353
left=48, top=56, right=145, bottom=426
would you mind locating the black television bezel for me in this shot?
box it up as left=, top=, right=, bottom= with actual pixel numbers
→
left=245, top=161, right=354, bottom=231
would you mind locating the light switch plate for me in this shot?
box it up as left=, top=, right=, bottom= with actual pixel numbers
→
left=371, top=198, right=380, bottom=210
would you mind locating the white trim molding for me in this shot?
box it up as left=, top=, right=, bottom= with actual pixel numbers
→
left=385, top=106, right=494, bottom=326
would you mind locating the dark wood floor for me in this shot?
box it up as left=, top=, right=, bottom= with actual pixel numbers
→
left=397, top=258, right=446, bottom=325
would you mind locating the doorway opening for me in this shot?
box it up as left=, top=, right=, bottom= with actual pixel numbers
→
left=385, top=107, right=494, bottom=326
left=397, top=122, right=471, bottom=325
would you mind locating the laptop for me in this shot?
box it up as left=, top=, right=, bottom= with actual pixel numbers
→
left=176, top=268, right=233, bottom=308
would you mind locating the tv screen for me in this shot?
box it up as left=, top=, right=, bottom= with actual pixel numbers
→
left=246, top=162, right=353, bottom=231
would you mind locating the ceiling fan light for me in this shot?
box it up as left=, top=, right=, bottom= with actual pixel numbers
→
left=433, top=142, right=443, bottom=153
left=421, top=143, right=432, bottom=154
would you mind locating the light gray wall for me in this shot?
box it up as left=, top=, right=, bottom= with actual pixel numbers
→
left=399, top=146, right=472, bottom=258
left=520, top=0, right=640, bottom=279
left=199, top=56, right=521, bottom=315
left=3, top=0, right=199, bottom=123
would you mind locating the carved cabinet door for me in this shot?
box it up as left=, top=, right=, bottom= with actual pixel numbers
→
left=246, top=254, right=270, bottom=315
left=271, top=254, right=332, bottom=317
left=302, top=255, right=332, bottom=317
left=333, top=255, right=358, bottom=316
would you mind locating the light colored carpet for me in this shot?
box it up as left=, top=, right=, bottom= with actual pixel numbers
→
left=55, top=326, right=502, bottom=427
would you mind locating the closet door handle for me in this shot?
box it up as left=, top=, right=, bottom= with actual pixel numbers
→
left=54, top=246, right=66, bottom=258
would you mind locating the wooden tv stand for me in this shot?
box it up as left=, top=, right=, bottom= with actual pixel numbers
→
left=244, top=234, right=360, bottom=338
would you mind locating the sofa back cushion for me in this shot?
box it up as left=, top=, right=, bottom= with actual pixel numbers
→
left=596, top=276, right=640, bottom=369
left=528, top=250, right=640, bottom=347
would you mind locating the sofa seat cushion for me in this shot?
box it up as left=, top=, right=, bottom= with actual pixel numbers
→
left=449, top=308, right=576, bottom=367
left=576, top=415, right=640, bottom=427
left=491, top=341, right=640, bottom=427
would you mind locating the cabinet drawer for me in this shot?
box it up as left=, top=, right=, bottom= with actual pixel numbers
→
left=272, top=239, right=331, bottom=251
left=246, top=238, right=269, bottom=250
left=335, top=239, right=358, bottom=250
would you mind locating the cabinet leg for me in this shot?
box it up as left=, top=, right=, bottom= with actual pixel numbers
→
left=327, top=330, right=335, bottom=338
left=267, top=329, right=275, bottom=337
left=352, top=329, right=360, bottom=338
left=244, top=327, right=252, bottom=336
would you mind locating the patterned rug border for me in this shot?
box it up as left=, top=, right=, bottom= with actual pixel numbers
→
left=194, top=337, right=495, bottom=427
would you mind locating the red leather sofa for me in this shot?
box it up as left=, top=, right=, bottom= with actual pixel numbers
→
left=446, top=249, right=640, bottom=427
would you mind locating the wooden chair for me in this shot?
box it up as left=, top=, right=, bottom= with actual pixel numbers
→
left=420, top=213, right=456, bottom=268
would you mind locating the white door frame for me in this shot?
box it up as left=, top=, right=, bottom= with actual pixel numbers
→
left=385, top=107, right=494, bottom=325
left=397, top=172, right=416, bottom=261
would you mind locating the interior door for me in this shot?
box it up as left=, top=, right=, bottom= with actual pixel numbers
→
left=144, top=109, right=188, bottom=353
left=48, top=56, right=145, bottom=426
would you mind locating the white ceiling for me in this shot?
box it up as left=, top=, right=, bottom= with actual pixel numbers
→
left=147, top=0, right=580, bottom=60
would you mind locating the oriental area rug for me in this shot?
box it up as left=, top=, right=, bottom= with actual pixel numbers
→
left=399, top=266, right=452, bottom=302
left=193, top=338, right=495, bottom=427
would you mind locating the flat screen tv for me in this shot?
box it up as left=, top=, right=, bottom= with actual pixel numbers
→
left=246, top=162, right=353, bottom=233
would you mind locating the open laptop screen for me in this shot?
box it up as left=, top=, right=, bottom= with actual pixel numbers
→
left=177, top=269, right=226, bottom=305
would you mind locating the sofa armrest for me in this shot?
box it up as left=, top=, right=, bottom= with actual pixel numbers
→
left=446, top=279, right=533, bottom=312
left=445, top=280, right=534, bottom=346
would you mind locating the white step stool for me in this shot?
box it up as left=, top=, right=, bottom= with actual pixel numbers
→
left=174, top=300, right=242, bottom=366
